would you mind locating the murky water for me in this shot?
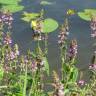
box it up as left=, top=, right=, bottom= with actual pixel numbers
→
left=12, top=0, right=96, bottom=83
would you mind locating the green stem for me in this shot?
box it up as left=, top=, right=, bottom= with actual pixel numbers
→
left=44, top=33, right=48, bottom=55
left=23, top=63, right=27, bottom=96
left=61, top=45, right=67, bottom=82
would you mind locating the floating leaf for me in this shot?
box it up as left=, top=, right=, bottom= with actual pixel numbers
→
left=78, top=12, right=91, bottom=21
left=2, top=5, right=24, bottom=13
left=40, top=1, right=54, bottom=5
left=78, top=9, right=96, bottom=21
left=0, top=0, right=21, bottom=4
left=85, top=9, right=96, bottom=14
left=31, top=18, right=58, bottom=33
left=43, top=18, right=58, bottom=33
left=21, top=12, right=39, bottom=22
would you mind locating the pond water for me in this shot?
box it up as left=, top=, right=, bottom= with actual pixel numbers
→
left=12, top=0, right=96, bottom=86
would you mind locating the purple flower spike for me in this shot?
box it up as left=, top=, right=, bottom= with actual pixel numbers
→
left=58, top=19, right=69, bottom=47
left=31, top=60, right=37, bottom=72
left=90, top=16, right=96, bottom=38
left=68, top=39, right=78, bottom=60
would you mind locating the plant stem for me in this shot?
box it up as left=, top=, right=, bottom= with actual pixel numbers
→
left=23, top=63, right=27, bottom=96
left=44, top=33, right=48, bottom=55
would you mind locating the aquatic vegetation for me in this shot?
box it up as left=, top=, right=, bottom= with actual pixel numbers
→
left=40, top=1, right=54, bottom=6
left=78, top=9, right=96, bottom=21
left=0, top=0, right=96, bottom=95
left=0, top=0, right=24, bottom=13
left=67, top=9, right=75, bottom=16
left=22, top=10, right=59, bottom=34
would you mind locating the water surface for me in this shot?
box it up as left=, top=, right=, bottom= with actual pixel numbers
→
left=12, top=0, right=96, bottom=83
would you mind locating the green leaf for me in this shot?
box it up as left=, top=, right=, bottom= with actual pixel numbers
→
left=31, top=18, right=59, bottom=33
left=21, top=12, right=40, bottom=22
left=78, top=9, right=96, bottom=21
left=42, top=18, right=58, bottom=33
left=64, top=89, right=69, bottom=95
left=2, top=5, right=24, bottom=13
left=43, top=57, right=50, bottom=75
left=78, top=12, right=92, bottom=21
left=69, top=67, right=78, bottom=82
left=0, top=0, right=21, bottom=5
left=40, top=1, right=53, bottom=5
left=0, top=66, right=4, bottom=80
left=23, top=64, right=27, bottom=96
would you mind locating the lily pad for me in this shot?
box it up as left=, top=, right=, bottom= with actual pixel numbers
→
left=31, top=18, right=58, bottom=33
left=2, top=5, right=24, bottom=13
left=21, top=12, right=39, bottom=22
left=43, top=18, right=58, bottom=33
left=0, top=0, right=21, bottom=4
left=78, top=12, right=91, bottom=21
left=78, top=9, right=96, bottom=21
left=40, top=1, right=54, bottom=5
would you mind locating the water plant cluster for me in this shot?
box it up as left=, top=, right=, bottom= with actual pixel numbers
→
left=0, top=0, right=96, bottom=96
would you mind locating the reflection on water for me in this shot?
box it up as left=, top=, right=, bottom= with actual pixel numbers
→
left=12, top=0, right=96, bottom=81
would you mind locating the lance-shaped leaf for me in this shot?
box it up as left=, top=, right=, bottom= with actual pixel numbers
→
left=69, top=67, right=78, bottom=82
left=0, top=66, right=4, bottom=81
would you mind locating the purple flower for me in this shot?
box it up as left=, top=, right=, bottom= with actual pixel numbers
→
left=90, top=16, right=96, bottom=38
left=58, top=26, right=69, bottom=46
left=10, top=51, right=16, bottom=60
left=58, top=19, right=69, bottom=47
left=0, top=11, right=13, bottom=29
left=68, top=39, right=78, bottom=60
left=31, top=60, right=37, bottom=72
left=89, top=64, right=96, bottom=70
left=78, top=80, right=85, bottom=86
left=91, top=31, right=96, bottom=38
left=3, top=34, right=12, bottom=45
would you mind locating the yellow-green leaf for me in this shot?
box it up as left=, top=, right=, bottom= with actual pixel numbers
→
left=0, top=0, right=21, bottom=4
left=2, top=5, right=24, bottom=13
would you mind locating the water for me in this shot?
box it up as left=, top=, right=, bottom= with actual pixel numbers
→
left=12, top=0, right=96, bottom=83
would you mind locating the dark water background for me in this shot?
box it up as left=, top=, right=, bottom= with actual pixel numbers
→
left=12, top=0, right=96, bottom=90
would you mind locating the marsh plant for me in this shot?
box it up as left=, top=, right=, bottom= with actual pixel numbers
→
left=0, top=9, right=96, bottom=96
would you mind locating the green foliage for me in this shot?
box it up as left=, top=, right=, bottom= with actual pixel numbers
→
left=43, top=57, right=50, bottom=75
left=23, top=64, right=27, bottom=96
left=42, top=18, right=59, bottom=33
left=2, top=5, right=24, bottom=13
left=78, top=9, right=96, bottom=21
left=22, top=10, right=59, bottom=33
left=21, top=12, right=40, bottom=22
left=40, top=1, right=54, bottom=5
left=0, top=0, right=24, bottom=13
left=30, top=18, right=59, bottom=33
left=0, top=66, right=4, bottom=81
left=0, top=0, right=21, bottom=4
left=69, top=67, right=78, bottom=82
